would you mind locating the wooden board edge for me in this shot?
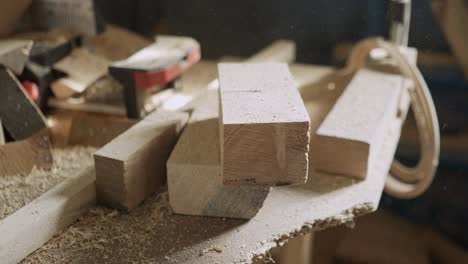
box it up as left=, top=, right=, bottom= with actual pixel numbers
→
left=0, top=166, right=96, bottom=264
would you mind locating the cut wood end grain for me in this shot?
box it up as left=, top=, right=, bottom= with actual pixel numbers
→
left=95, top=110, right=189, bottom=211
left=218, top=63, right=310, bottom=186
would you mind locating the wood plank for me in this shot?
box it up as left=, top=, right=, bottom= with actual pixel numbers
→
left=0, top=166, right=96, bottom=264
left=167, top=91, right=270, bottom=218
left=95, top=111, right=189, bottom=211
left=0, top=66, right=47, bottom=140
left=51, top=48, right=109, bottom=99
left=0, top=129, right=53, bottom=176
left=218, top=63, right=310, bottom=186
left=311, top=68, right=406, bottom=179
left=0, top=40, right=33, bottom=75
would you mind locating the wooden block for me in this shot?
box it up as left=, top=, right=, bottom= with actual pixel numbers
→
left=0, top=40, right=33, bottom=74
left=0, top=129, right=53, bottom=176
left=167, top=91, right=270, bottom=219
left=84, top=24, right=151, bottom=61
left=0, top=166, right=96, bottom=264
left=311, top=68, right=406, bottom=179
left=0, top=66, right=47, bottom=140
left=218, top=63, right=310, bottom=186
left=95, top=110, right=189, bottom=211
left=51, top=48, right=109, bottom=98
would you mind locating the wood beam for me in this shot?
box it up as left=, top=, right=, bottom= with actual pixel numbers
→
left=218, top=63, right=310, bottom=186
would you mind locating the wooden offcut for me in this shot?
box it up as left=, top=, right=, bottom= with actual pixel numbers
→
left=0, top=40, right=33, bottom=74
left=0, top=129, right=53, bottom=176
left=51, top=48, right=109, bottom=98
left=167, top=91, right=270, bottom=218
left=0, top=66, right=47, bottom=140
left=218, top=63, right=310, bottom=186
left=0, top=167, right=96, bottom=264
left=312, top=68, right=406, bottom=179
left=95, top=110, right=189, bottom=211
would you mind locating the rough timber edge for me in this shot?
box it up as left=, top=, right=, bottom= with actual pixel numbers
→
left=0, top=167, right=96, bottom=264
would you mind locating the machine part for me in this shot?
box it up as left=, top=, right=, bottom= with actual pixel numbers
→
left=345, top=37, right=440, bottom=199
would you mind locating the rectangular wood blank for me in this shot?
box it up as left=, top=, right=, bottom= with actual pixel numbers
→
left=218, top=63, right=310, bottom=186
left=95, top=110, right=189, bottom=211
left=0, top=167, right=95, bottom=264
left=312, top=68, right=406, bottom=179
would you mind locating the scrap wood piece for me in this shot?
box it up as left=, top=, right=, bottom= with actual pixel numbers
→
left=0, top=166, right=96, bottom=264
left=311, top=68, right=406, bottom=179
left=0, top=40, right=33, bottom=74
left=218, top=63, right=310, bottom=186
left=95, top=110, right=189, bottom=211
left=0, top=129, right=52, bottom=176
left=51, top=48, right=109, bottom=99
left=84, top=24, right=152, bottom=61
left=0, top=66, right=47, bottom=140
left=167, top=91, right=270, bottom=219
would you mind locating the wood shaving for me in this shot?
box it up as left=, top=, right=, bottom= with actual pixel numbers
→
left=0, top=146, right=96, bottom=220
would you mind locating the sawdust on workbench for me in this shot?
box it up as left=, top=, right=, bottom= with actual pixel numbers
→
left=0, top=146, right=96, bottom=220
left=23, top=192, right=244, bottom=264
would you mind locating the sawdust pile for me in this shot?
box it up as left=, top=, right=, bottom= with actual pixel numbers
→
left=0, top=146, right=96, bottom=220
left=23, top=192, right=243, bottom=264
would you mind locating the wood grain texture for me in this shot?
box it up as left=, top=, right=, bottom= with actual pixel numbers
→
left=0, top=40, right=33, bottom=74
left=168, top=91, right=270, bottom=219
left=0, top=129, right=53, bottom=176
left=218, top=63, right=310, bottom=186
left=95, top=110, right=189, bottom=211
left=0, top=166, right=96, bottom=264
left=0, top=67, right=47, bottom=140
left=312, top=68, right=405, bottom=179
left=51, top=48, right=109, bottom=98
